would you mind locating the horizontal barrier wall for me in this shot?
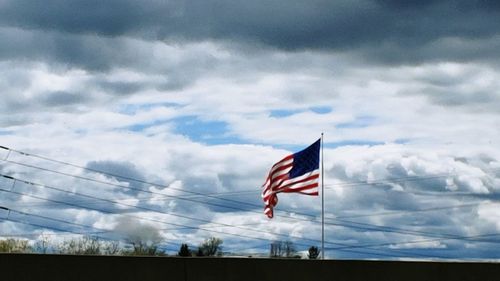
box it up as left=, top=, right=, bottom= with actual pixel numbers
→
left=1, top=254, right=500, bottom=281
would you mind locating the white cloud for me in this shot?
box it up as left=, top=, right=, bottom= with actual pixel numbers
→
left=0, top=8, right=499, bottom=259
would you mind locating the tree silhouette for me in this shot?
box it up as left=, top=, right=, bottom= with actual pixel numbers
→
left=308, top=246, right=320, bottom=259
left=198, top=237, right=223, bottom=256
left=178, top=243, right=191, bottom=257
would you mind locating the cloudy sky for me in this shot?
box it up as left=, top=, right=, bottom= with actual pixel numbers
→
left=1, top=0, right=500, bottom=259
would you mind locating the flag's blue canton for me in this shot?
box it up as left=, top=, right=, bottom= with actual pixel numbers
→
left=289, top=139, right=320, bottom=178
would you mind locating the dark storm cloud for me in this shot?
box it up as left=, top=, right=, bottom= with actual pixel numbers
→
left=1, top=0, right=500, bottom=65
left=426, top=88, right=500, bottom=110
left=0, top=26, right=140, bottom=71
left=95, top=80, right=148, bottom=96
left=37, top=91, right=89, bottom=107
left=0, top=0, right=177, bottom=37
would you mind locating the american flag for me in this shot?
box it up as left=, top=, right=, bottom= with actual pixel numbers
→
left=261, top=139, right=321, bottom=218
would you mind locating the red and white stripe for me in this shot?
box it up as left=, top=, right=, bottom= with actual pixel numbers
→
left=261, top=155, right=319, bottom=218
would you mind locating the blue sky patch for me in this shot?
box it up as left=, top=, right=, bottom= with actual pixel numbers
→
left=325, top=140, right=384, bottom=148
left=173, top=116, right=243, bottom=145
left=118, top=102, right=181, bottom=115
left=269, top=109, right=303, bottom=118
left=309, top=106, right=332, bottom=114
left=270, top=106, right=332, bottom=118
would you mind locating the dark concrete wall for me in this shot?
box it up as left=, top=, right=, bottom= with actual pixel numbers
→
left=1, top=254, right=500, bottom=281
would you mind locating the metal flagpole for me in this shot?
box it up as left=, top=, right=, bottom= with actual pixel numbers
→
left=321, top=133, right=325, bottom=260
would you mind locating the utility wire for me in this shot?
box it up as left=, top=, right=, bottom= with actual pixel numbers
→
left=0, top=207, right=192, bottom=249
left=3, top=185, right=496, bottom=259
left=1, top=146, right=273, bottom=207
left=10, top=196, right=487, bottom=225
left=2, top=160, right=495, bottom=254
left=324, top=219, right=461, bottom=240
left=0, top=215, right=410, bottom=259
left=2, top=173, right=484, bottom=248
left=1, top=168, right=494, bottom=248
left=332, top=202, right=487, bottom=220
left=4, top=157, right=494, bottom=226
left=0, top=180, right=349, bottom=250
left=0, top=217, right=183, bottom=253
left=0, top=174, right=321, bottom=246
left=0, top=191, right=409, bottom=258
left=0, top=217, right=104, bottom=238
left=3, top=181, right=498, bottom=260
left=3, top=146, right=499, bottom=258
left=3, top=207, right=111, bottom=234
left=326, top=231, right=500, bottom=253
left=0, top=231, right=102, bottom=238
left=0, top=213, right=444, bottom=259
left=2, top=160, right=318, bottom=224
left=4, top=145, right=497, bottom=218
left=0, top=145, right=479, bottom=193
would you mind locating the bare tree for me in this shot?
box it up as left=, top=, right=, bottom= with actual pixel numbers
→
left=58, top=236, right=102, bottom=255
left=270, top=241, right=285, bottom=258
left=34, top=234, right=51, bottom=254
left=270, top=240, right=297, bottom=258
left=284, top=241, right=296, bottom=258
left=102, top=240, right=120, bottom=255
left=123, top=240, right=164, bottom=256
left=198, top=237, right=223, bottom=256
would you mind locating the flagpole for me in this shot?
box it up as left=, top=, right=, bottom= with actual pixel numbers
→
left=321, top=132, right=325, bottom=260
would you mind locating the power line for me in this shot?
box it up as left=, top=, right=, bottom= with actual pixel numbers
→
left=4, top=145, right=497, bottom=217
left=3, top=169, right=493, bottom=255
left=326, top=231, right=500, bottom=254
left=3, top=169, right=496, bottom=251
left=3, top=207, right=111, bottom=234
left=5, top=186, right=490, bottom=243
left=332, top=201, right=487, bottom=220
left=0, top=216, right=180, bottom=250
left=0, top=214, right=421, bottom=259
left=0, top=179, right=458, bottom=260
left=0, top=216, right=104, bottom=238
left=3, top=146, right=499, bottom=258
left=0, top=206, right=204, bottom=250
left=324, top=219, right=461, bottom=240
left=3, top=144, right=499, bottom=224
left=0, top=174, right=318, bottom=246
left=4, top=184, right=496, bottom=259
left=3, top=181, right=497, bottom=261
left=0, top=232, right=102, bottom=238
left=5, top=184, right=491, bottom=239
left=2, top=173, right=482, bottom=250
left=0, top=191, right=409, bottom=258
left=0, top=179, right=344, bottom=250
left=5, top=144, right=485, bottom=197
left=2, top=160, right=315, bottom=222
left=227, top=242, right=452, bottom=259
left=4, top=155, right=493, bottom=226
left=1, top=146, right=272, bottom=208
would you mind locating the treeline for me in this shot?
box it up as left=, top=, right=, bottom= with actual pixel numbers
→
left=0, top=236, right=320, bottom=259
left=0, top=236, right=224, bottom=257
left=0, top=236, right=219, bottom=257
